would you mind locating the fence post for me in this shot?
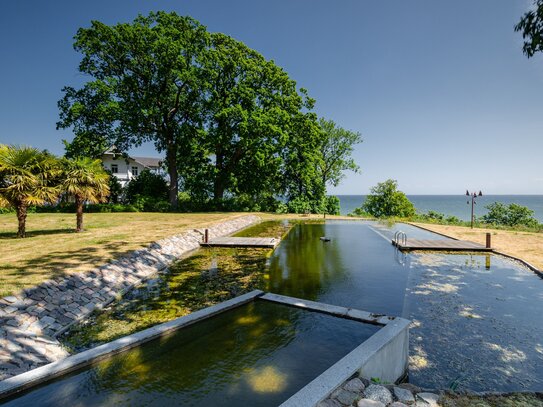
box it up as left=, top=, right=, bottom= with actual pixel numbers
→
left=486, top=233, right=491, bottom=248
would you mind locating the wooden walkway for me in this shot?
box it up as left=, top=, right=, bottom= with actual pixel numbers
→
left=393, top=238, right=492, bottom=252
left=201, top=236, right=279, bottom=249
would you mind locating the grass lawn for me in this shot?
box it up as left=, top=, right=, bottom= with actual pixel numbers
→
left=0, top=212, right=246, bottom=297
left=411, top=222, right=543, bottom=271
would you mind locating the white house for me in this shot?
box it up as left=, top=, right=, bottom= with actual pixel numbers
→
left=101, top=150, right=164, bottom=187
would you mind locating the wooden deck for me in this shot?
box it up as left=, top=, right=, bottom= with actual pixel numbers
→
left=393, top=238, right=492, bottom=252
left=201, top=236, right=279, bottom=248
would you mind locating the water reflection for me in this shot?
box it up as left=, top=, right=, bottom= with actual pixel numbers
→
left=404, top=253, right=543, bottom=391
left=266, top=221, right=409, bottom=316
left=1, top=301, right=378, bottom=407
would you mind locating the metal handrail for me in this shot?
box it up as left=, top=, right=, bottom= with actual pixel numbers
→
left=394, top=231, right=407, bottom=246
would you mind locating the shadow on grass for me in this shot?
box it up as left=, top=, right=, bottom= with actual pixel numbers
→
left=0, top=228, right=76, bottom=239
left=0, top=241, right=136, bottom=295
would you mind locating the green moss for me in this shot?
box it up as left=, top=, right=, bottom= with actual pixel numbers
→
left=61, top=221, right=294, bottom=352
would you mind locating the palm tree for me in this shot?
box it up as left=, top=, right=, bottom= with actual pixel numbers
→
left=0, top=145, right=61, bottom=238
left=61, top=157, right=110, bottom=232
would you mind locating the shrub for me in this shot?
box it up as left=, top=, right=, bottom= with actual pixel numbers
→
left=357, top=179, right=415, bottom=218
left=482, top=202, right=539, bottom=228
left=324, top=195, right=341, bottom=215
left=125, top=169, right=168, bottom=203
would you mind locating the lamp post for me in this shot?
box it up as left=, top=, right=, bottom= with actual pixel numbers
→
left=466, top=190, right=482, bottom=228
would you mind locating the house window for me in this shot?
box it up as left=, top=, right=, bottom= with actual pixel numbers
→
left=111, top=164, right=118, bottom=174
left=132, top=166, right=138, bottom=176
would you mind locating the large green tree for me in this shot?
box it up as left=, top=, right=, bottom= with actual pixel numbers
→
left=177, top=32, right=321, bottom=208
left=516, top=0, right=543, bottom=57
left=58, top=12, right=210, bottom=209
left=359, top=179, right=415, bottom=218
left=0, top=145, right=60, bottom=237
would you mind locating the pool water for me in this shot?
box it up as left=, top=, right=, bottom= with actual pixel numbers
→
left=1, top=300, right=378, bottom=407
left=264, top=221, right=543, bottom=391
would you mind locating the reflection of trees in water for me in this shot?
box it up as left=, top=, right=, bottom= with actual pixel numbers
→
left=266, top=224, right=347, bottom=300
left=83, top=300, right=376, bottom=406
left=404, top=253, right=543, bottom=392
left=88, top=301, right=300, bottom=404
left=17, top=300, right=376, bottom=406
left=11, top=301, right=300, bottom=406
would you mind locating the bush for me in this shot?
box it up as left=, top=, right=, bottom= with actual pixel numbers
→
left=357, top=179, right=415, bottom=218
left=125, top=169, right=168, bottom=203
left=287, top=196, right=313, bottom=214
left=132, top=196, right=171, bottom=212
left=414, top=211, right=463, bottom=226
left=481, top=202, right=539, bottom=228
left=349, top=207, right=372, bottom=217
left=324, top=195, right=341, bottom=215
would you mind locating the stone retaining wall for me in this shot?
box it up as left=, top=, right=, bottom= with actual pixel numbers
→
left=0, top=214, right=260, bottom=381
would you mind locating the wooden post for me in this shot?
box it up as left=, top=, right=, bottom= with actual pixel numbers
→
left=485, top=232, right=491, bottom=248
left=205, top=229, right=209, bottom=243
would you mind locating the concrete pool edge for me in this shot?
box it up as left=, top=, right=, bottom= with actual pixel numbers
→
left=280, top=316, right=410, bottom=407
left=0, top=290, right=264, bottom=400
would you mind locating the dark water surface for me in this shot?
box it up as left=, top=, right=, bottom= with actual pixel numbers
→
left=263, top=221, right=543, bottom=392
left=1, top=300, right=378, bottom=407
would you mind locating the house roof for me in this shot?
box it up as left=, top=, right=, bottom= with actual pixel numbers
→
left=132, top=156, right=162, bottom=168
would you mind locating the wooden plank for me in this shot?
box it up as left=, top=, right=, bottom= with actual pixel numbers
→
left=201, top=236, right=279, bottom=248
left=392, top=238, right=492, bottom=252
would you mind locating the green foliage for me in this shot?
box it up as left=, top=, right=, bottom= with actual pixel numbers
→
left=349, top=207, right=373, bottom=217
left=131, top=196, right=171, bottom=212
left=104, top=169, right=123, bottom=204
left=60, top=157, right=110, bottom=232
left=324, top=195, right=341, bottom=215
left=125, top=169, right=168, bottom=204
left=317, top=118, right=362, bottom=187
left=0, top=145, right=62, bottom=237
left=515, top=0, right=543, bottom=58
left=481, top=202, right=540, bottom=228
left=414, top=211, right=463, bottom=225
left=358, top=179, right=415, bottom=218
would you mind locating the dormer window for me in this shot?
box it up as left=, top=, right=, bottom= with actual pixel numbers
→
left=132, top=166, right=138, bottom=176
left=111, top=164, right=118, bottom=174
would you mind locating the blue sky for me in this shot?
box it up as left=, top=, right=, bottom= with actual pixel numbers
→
left=0, top=1, right=542, bottom=194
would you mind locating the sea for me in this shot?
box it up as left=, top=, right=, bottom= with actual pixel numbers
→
left=337, top=195, right=543, bottom=222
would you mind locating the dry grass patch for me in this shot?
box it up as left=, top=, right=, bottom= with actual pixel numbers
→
left=412, top=222, right=543, bottom=271
left=0, top=212, right=246, bottom=297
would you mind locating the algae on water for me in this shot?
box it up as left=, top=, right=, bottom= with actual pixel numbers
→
left=62, top=221, right=293, bottom=352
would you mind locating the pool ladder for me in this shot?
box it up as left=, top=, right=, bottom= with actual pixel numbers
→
left=393, top=231, right=408, bottom=266
left=394, top=231, right=407, bottom=246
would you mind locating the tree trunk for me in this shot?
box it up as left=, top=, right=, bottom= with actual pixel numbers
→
left=16, top=203, right=27, bottom=238
left=166, top=143, right=178, bottom=210
left=213, top=151, right=225, bottom=205
left=75, top=195, right=84, bottom=232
